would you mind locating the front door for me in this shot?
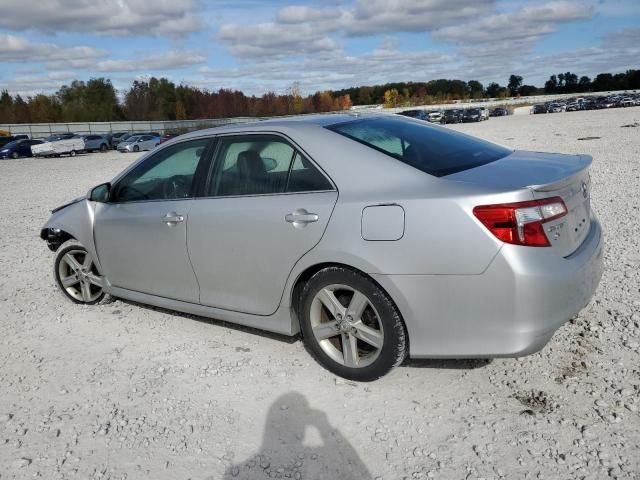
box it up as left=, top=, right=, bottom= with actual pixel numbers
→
left=187, top=134, right=337, bottom=315
left=94, top=138, right=211, bottom=302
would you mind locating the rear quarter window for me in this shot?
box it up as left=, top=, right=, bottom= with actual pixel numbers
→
left=326, top=116, right=511, bottom=177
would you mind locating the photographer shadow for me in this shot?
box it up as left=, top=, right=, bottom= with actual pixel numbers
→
left=223, top=391, right=372, bottom=480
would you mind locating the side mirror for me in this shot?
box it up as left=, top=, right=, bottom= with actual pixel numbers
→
left=89, top=182, right=111, bottom=203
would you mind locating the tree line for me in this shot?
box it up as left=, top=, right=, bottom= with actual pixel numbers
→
left=0, top=69, right=638, bottom=124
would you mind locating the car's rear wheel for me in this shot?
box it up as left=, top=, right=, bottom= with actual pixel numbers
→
left=54, top=240, right=105, bottom=305
left=299, top=267, right=407, bottom=381
left=69, top=150, right=76, bottom=157
left=10, top=151, right=19, bottom=159
left=133, top=145, right=140, bottom=152
left=99, top=143, right=107, bottom=152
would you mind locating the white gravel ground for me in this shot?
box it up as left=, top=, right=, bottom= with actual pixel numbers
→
left=1, top=108, right=639, bottom=480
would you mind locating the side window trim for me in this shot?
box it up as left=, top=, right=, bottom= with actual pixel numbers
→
left=201, top=132, right=336, bottom=199
left=109, top=137, right=215, bottom=204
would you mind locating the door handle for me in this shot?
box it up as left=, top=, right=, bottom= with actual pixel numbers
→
left=285, top=209, right=319, bottom=227
left=163, top=212, right=184, bottom=225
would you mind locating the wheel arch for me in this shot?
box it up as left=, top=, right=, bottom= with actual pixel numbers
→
left=40, top=227, right=76, bottom=251
left=289, top=261, right=408, bottom=345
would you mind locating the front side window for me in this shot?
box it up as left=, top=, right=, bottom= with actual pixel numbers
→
left=327, top=116, right=511, bottom=177
left=111, top=139, right=209, bottom=202
left=208, top=135, right=332, bottom=196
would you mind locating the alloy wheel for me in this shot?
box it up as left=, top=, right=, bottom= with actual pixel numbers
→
left=57, top=249, right=104, bottom=303
left=309, top=284, right=384, bottom=368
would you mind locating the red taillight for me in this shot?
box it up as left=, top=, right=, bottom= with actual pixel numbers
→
left=473, top=197, right=567, bottom=247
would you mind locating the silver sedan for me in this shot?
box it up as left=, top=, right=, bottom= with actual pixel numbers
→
left=41, top=114, right=603, bottom=381
left=117, top=134, right=159, bottom=153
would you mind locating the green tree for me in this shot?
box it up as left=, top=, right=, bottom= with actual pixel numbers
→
left=507, top=75, right=523, bottom=96
left=578, top=76, right=591, bottom=92
left=544, top=75, right=558, bottom=93
left=357, top=86, right=372, bottom=104
left=467, top=80, right=484, bottom=99
left=485, top=82, right=502, bottom=97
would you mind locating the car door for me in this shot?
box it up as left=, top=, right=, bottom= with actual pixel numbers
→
left=93, top=138, right=212, bottom=302
left=187, top=134, right=338, bottom=315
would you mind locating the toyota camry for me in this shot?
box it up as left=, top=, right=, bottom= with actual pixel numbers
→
left=41, top=114, right=604, bottom=381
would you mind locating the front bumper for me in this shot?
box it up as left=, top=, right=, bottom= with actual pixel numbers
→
left=373, top=217, right=604, bottom=358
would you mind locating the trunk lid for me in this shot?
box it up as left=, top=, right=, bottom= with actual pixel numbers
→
left=447, top=150, right=593, bottom=257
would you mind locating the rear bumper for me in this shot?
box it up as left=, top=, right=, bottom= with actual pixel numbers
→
left=373, top=217, right=604, bottom=358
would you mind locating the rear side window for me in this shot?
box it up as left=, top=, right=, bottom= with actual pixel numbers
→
left=208, top=135, right=332, bottom=197
left=327, top=116, right=511, bottom=177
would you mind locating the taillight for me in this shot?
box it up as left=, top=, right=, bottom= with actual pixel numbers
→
left=473, top=197, right=567, bottom=247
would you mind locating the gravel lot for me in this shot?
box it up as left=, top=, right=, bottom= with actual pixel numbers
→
left=1, top=108, right=639, bottom=480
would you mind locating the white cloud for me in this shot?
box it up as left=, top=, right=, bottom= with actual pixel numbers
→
left=197, top=42, right=455, bottom=95
left=219, top=22, right=341, bottom=58
left=344, top=0, right=495, bottom=35
left=96, top=51, right=207, bottom=72
left=0, top=0, right=202, bottom=37
left=0, top=34, right=106, bottom=66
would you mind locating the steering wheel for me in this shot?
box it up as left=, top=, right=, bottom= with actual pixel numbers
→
left=118, top=185, right=150, bottom=201
left=163, top=176, right=191, bottom=199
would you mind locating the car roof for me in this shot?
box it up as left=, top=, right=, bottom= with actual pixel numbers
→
left=179, top=113, right=365, bottom=141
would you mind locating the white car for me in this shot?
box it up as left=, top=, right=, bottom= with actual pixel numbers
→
left=117, top=135, right=159, bottom=153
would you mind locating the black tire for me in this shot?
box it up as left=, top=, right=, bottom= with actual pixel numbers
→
left=69, top=150, right=76, bottom=157
left=54, top=240, right=106, bottom=305
left=298, top=266, right=407, bottom=381
left=133, top=145, right=140, bottom=152
left=10, top=151, right=19, bottom=159
left=99, top=143, right=107, bottom=152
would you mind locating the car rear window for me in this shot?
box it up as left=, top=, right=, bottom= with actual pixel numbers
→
left=326, top=116, right=511, bottom=177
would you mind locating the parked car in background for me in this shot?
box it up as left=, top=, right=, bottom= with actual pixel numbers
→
left=398, top=110, right=430, bottom=121
left=45, top=133, right=76, bottom=142
left=532, top=104, right=547, bottom=114
left=479, top=107, right=490, bottom=120
left=111, top=133, right=133, bottom=149
left=160, top=133, right=178, bottom=144
left=0, top=139, right=43, bottom=159
left=41, top=113, right=603, bottom=381
left=441, top=109, right=463, bottom=124
left=490, top=107, right=509, bottom=117
left=136, top=131, right=161, bottom=138
left=425, top=110, right=443, bottom=123
left=0, top=135, right=29, bottom=148
left=547, top=103, right=566, bottom=113
left=81, top=135, right=110, bottom=152
left=117, top=135, right=159, bottom=153
left=462, top=108, right=483, bottom=122
left=565, top=101, right=583, bottom=112
left=620, top=97, right=635, bottom=107
left=32, top=137, right=85, bottom=157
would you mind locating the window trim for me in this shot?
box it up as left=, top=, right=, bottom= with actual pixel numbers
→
left=108, top=137, right=215, bottom=205
left=200, top=131, right=336, bottom=200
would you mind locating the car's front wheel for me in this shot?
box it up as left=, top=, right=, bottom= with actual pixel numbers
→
left=298, top=267, right=407, bottom=381
left=54, top=240, right=105, bottom=305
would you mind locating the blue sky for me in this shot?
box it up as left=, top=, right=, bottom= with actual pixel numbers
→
left=0, top=0, right=638, bottom=97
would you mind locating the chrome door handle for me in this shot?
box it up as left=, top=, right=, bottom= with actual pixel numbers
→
left=285, top=210, right=319, bottom=227
left=285, top=213, right=318, bottom=223
left=163, top=212, right=184, bottom=225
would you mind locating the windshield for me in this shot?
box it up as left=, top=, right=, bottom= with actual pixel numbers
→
left=327, top=116, right=511, bottom=177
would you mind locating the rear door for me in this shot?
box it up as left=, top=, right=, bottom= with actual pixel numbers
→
left=187, top=134, right=337, bottom=315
